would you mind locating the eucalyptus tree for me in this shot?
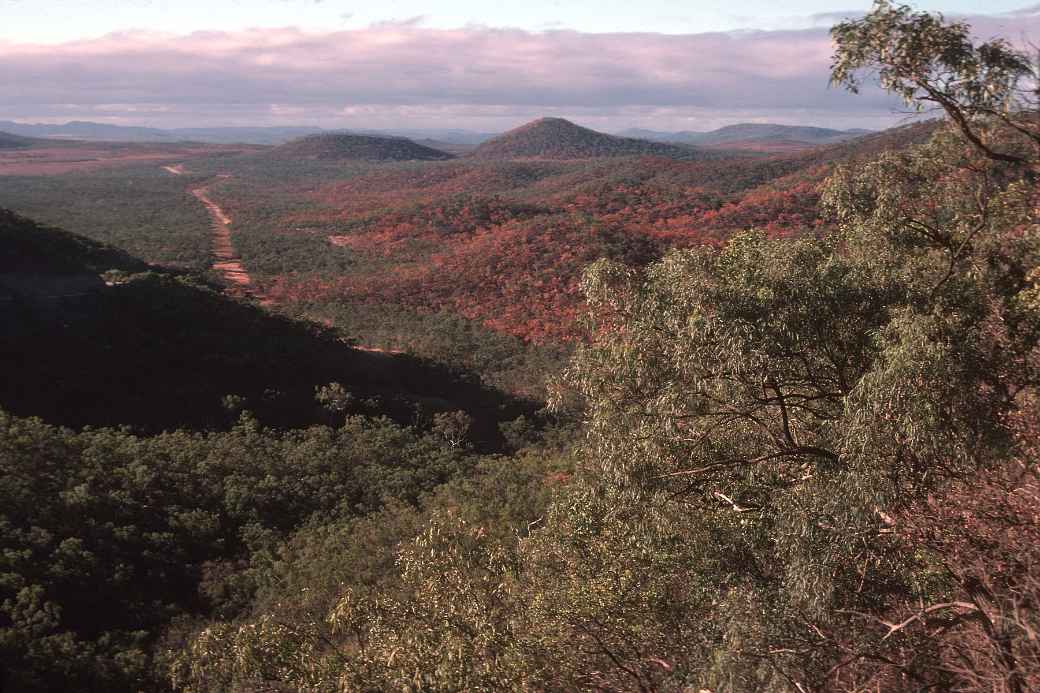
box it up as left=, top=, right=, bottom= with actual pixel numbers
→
left=176, top=4, right=1039, bottom=691
left=545, top=3, right=1040, bottom=687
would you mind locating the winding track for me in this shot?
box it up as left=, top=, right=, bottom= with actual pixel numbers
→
left=163, top=163, right=402, bottom=353
left=165, top=164, right=268, bottom=303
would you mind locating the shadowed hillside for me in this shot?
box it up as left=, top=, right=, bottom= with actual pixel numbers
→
left=0, top=209, right=531, bottom=446
left=0, top=131, right=41, bottom=149
left=270, top=133, right=456, bottom=161
left=0, top=209, right=147, bottom=274
left=414, top=138, right=477, bottom=156
left=469, top=117, right=701, bottom=160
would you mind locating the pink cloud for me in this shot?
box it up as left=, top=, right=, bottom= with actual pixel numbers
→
left=1, top=9, right=1036, bottom=129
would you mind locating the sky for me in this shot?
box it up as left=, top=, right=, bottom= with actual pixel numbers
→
left=2, top=1, right=1039, bottom=131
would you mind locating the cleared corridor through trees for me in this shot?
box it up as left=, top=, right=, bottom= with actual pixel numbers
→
left=165, top=164, right=268, bottom=303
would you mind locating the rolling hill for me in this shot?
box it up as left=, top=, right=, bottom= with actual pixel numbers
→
left=0, top=119, right=171, bottom=142
left=167, top=125, right=324, bottom=144
left=0, top=131, right=41, bottom=149
left=468, top=118, right=700, bottom=160
left=689, top=123, right=868, bottom=147
left=414, top=138, right=477, bottom=156
left=0, top=208, right=532, bottom=441
left=225, top=119, right=941, bottom=344
left=270, top=133, right=456, bottom=161
left=618, top=123, right=870, bottom=151
left=0, top=208, right=147, bottom=274
left=0, top=120, right=500, bottom=145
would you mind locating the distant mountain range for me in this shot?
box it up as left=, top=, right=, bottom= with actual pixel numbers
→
left=0, top=120, right=496, bottom=146
left=468, top=118, right=701, bottom=160
left=270, top=133, right=456, bottom=161
left=0, top=120, right=174, bottom=142
left=616, top=123, right=872, bottom=148
left=0, top=120, right=323, bottom=145
left=0, top=119, right=871, bottom=150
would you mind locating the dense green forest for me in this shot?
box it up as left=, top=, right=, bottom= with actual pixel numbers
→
left=0, top=167, right=215, bottom=270
left=1, top=209, right=565, bottom=690
left=1, top=3, right=1038, bottom=691
left=176, top=5, right=1040, bottom=690
left=0, top=132, right=36, bottom=149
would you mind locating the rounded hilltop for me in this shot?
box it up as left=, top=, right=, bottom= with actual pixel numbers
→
left=0, top=131, right=39, bottom=149
left=270, top=132, right=455, bottom=161
left=468, top=117, right=699, bottom=160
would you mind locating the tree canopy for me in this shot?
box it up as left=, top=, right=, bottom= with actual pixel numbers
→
left=176, top=3, right=1040, bottom=691
left=5, top=3, right=1038, bottom=691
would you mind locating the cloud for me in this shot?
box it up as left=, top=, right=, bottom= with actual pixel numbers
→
left=0, top=9, right=1036, bottom=130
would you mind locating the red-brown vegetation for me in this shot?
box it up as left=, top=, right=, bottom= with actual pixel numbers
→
left=209, top=120, right=938, bottom=343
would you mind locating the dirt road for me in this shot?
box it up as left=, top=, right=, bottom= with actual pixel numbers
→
left=161, top=166, right=395, bottom=354
left=163, top=163, right=267, bottom=303
left=191, top=184, right=254, bottom=291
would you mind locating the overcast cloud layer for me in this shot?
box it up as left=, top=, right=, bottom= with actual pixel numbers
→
left=1, top=8, right=1037, bottom=131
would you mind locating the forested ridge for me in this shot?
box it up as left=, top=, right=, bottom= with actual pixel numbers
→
left=467, top=118, right=702, bottom=160
left=1, top=2, right=1038, bottom=691
left=269, top=133, right=456, bottom=162
left=0, top=131, right=37, bottom=149
left=1, top=208, right=562, bottom=690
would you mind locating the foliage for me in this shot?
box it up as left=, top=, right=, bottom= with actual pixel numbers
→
left=0, top=217, right=535, bottom=443
left=0, top=411, right=479, bottom=691
left=168, top=451, right=568, bottom=692
left=0, top=208, right=147, bottom=274
left=6, top=5, right=1037, bottom=691
left=0, top=166, right=215, bottom=270
left=831, top=0, right=1038, bottom=168
left=299, top=301, right=570, bottom=398
left=213, top=125, right=925, bottom=345
left=1, top=208, right=560, bottom=690
left=176, top=5, right=1039, bottom=692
